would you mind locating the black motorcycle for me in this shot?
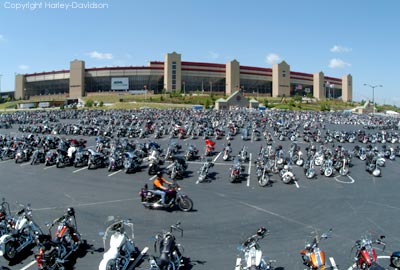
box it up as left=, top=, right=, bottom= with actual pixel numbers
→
left=148, top=222, right=185, bottom=270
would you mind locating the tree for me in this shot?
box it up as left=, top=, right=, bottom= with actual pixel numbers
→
left=293, top=94, right=302, bottom=103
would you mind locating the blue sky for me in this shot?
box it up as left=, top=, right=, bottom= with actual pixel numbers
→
left=0, top=0, right=399, bottom=105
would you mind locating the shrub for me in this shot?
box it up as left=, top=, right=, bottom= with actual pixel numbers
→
left=85, top=99, right=93, bottom=107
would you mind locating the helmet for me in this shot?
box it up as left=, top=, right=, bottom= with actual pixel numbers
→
left=156, top=171, right=163, bottom=178
left=66, top=207, right=75, bottom=216
left=257, top=227, right=267, bottom=237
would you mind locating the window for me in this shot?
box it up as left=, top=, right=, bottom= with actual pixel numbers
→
left=282, top=70, right=286, bottom=78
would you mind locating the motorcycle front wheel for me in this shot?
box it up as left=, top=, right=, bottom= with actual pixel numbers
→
left=178, top=197, right=193, bottom=212
left=324, top=168, right=333, bottom=177
left=258, top=175, right=270, bottom=187
left=105, top=258, right=117, bottom=270
left=339, top=167, right=349, bottom=176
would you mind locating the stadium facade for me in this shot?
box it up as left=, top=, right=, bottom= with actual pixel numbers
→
left=15, top=52, right=352, bottom=102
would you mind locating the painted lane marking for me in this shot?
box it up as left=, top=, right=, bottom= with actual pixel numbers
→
left=72, top=166, right=88, bottom=173
left=329, top=257, right=339, bottom=270
left=334, top=175, right=355, bottom=184
left=19, top=259, right=36, bottom=270
left=31, top=198, right=138, bottom=212
left=43, top=165, right=56, bottom=170
left=20, top=162, right=31, bottom=167
left=294, top=180, right=300, bottom=188
left=108, top=169, right=122, bottom=177
left=238, top=200, right=313, bottom=230
left=212, top=152, right=222, bottom=163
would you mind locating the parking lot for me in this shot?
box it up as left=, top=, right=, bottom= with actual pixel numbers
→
left=1, top=120, right=400, bottom=270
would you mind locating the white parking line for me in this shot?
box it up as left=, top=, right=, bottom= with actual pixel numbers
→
left=294, top=181, right=300, bottom=188
left=247, top=153, right=252, bottom=187
left=72, top=167, right=88, bottom=173
left=20, top=162, right=31, bottom=167
left=212, top=152, right=222, bottom=163
left=19, top=259, right=36, bottom=270
left=187, top=161, right=233, bottom=166
left=108, top=169, right=122, bottom=177
left=44, top=165, right=56, bottom=170
left=329, top=257, right=338, bottom=270
left=347, top=175, right=356, bottom=183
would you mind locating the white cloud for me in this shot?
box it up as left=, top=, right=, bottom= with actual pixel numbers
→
left=0, top=35, right=4, bottom=41
left=330, top=45, right=352, bottom=53
left=329, top=58, right=351, bottom=69
left=266, top=53, right=282, bottom=65
left=87, top=51, right=113, bottom=60
left=18, top=64, right=29, bottom=70
left=208, top=51, right=219, bottom=59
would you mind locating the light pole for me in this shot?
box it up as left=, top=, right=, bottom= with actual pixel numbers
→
left=0, top=74, right=2, bottom=92
left=364, top=83, right=382, bottom=115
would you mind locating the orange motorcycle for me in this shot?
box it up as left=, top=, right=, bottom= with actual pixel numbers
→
left=300, top=229, right=335, bottom=270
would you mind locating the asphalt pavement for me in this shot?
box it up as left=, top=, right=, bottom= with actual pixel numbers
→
left=0, top=123, right=400, bottom=270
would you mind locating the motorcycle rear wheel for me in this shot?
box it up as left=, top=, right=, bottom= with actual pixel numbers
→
left=324, top=168, right=333, bottom=177
left=3, top=241, right=17, bottom=261
left=178, top=197, right=193, bottom=212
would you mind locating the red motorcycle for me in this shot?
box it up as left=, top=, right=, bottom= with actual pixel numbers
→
left=351, top=233, right=386, bottom=270
left=204, top=139, right=215, bottom=156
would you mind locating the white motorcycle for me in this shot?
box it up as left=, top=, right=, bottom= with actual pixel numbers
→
left=99, top=217, right=148, bottom=270
left=280, top=165, right=296, bottom=184
left=0, top=203, right=43, bottom=261
left=236, top=227, right=274, bottom=270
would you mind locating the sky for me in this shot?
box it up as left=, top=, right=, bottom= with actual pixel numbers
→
left=0, top=0, right=399, bottom=105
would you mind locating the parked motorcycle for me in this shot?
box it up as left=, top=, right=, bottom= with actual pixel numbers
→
left=140, top=183, right=193, bottom=212
left=99, top=217, right=148, bottom=270
left=88, top=149, right=108, bottom=170
left=148, top=222, right=185, bottom=270
left=236, top=227, right=274, bottom=270
left=31, top=148, right=46, bottom=165
left=0, top=198, right=12, bottom=237
left=390, top=250, right=400, bottom=269
left=0, top=203, right=43, bottom=261
left=197, top=158, right=214, bottom=184
left=300, top=229, right=334, bottom=269
left=280, top=165, right=296, bottom=184
left=255, top=160, right=271, bottom=187
left=167, top=157, right=187, bottom=180
left=230, top=157, right=244, bottom=183
left=351, top=233, right=386, bottom=270
left=35, top=207, right=82, bottom=270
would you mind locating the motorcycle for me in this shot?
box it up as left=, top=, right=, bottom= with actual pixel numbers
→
left=35, top=207, right=82, bottom=270
left=167, top=157, right=187, bottom=180
left=99, top=217, right=148, bottom=270
left=391, top=250, right=400, bottom=269
left=56, top=149, right=72, bottom=168
left=239, top=146, right=249, bottom=162
left=148, top=150, right=162, bottom=175
left=204, top=139, right=215, bottom=157
left=148, top=222, right=185, bottom=270
left=236, top=227, right=274, bottom=270
left=88, top=149, right=108, bottom=170
left=300, top=229, right=334, bottom=270
left=123, top=151, right=142, bottom=173
left=0, top=198, right=12, bottom=237
left=196, top=158, right=214, bottom=184
left=280, top=165, right=296, bottom=184
left=0, top=203, right=43, bottom=261
left=108, top=150, right=124, bottom=172
left=255, top=160, right=271, bottom=187
left=140, top=183, right=193, bottom=212
left=366, top=157, right=381, bottom=177
left=45, top=150, right=58, bottom=166
left=184, top=144, right=198, bottom=161
left=230, top=157, right=244, bottom=183
left=223, top=145, right=232, bottom=161
left=351, top=233, right=386, bottom=270
left=31, top=148, right=46, bottom=165
left=304, top=157, right=316, bottom=179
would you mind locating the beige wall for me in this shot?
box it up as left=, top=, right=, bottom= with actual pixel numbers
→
left=15, top=74, right=26, bottom=100
left=69, top=60, right=85, bottom=98
left=313, top=72, right=325, bottom=100
left=272, top=61, right=290, bottom=97
left=342, top=74, right=352, bottom=102
left=226, top=60, right=240, bottom=96
left=164, top=52, right=181, bottom=92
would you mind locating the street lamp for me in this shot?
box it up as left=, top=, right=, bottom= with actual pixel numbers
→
left=364, top=83, right=383, bottom=115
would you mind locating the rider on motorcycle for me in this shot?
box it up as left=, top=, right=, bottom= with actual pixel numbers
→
left=153, top=171, right=173, bottom=205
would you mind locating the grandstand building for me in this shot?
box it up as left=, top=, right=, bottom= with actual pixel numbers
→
left=15, top=52, right=352, bottom=102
